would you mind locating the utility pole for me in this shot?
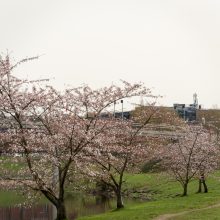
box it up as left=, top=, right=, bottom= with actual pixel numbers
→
left=113, top=101, right=116, bottom=118
left=121, top=100, right=124, bottom=119
left=183, top=108, right=186, bottom=121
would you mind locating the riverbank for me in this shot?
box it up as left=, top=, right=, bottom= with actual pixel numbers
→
left=79, top=171, right=220, bottom=220
left=1, top=171, right=220, bottom=219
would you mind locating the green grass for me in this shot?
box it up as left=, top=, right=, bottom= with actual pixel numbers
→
left=2, top=156, right=220, bottom=219
left=78, top=171, right=220, bottom=220
left=171, top=207, right=220, bottom=220
left=0, top=190, right=25, bottom=206
left=0, top=155, right=25, bottom=171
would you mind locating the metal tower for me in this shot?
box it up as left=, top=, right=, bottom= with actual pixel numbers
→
left=193, top=93, right=198, bottom=108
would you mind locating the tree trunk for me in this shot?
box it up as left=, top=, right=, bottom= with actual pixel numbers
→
left=182, top=183, right=188, bottom=196
left=203, top=180, right=208, bottom=193
left=197, top=179, right=202, bottom=193
left=198, top=174, right=208, bottom=193
left=116, top=189, right=124, bottom=209
left=56, top=200, right=67, bottom=220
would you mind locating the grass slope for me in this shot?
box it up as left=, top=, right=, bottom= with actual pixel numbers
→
left=0, top=190, right=25, bottom=206
left=79, top=172, right=220, bottom=220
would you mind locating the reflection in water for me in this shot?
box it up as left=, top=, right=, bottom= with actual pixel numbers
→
left=66, top=194, right=113, bottom=220
left=0, top=195, right=142, bottom=220
left=0, top=205, right=53, bottom=220
left=0, top=195, right=115, bottom=220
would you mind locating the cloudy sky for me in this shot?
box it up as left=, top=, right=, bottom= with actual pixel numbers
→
left=0, top=0, right=220, bottom=109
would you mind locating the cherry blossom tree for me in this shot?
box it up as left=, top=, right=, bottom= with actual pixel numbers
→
left=160, top=125, right=218, bottom=196
left=196, top=125, right=220, bottom=193
left=0, top=54, right=155, bottom=219
left=79, top=104, right=161, bottom=209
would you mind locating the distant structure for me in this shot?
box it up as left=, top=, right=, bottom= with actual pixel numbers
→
left=173, top=93, right=201, bottom=122
left=192, top=93, right=198, bottom=108
left=100, top=111, right=131, bottom=120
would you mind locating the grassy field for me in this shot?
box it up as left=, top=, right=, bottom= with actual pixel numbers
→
left=1, top=164, right=220, bottom=219
left=171, top=206, right=220, bottom=220
left=79, top=172, right=220, bottom=220
left=0, top=190, right=25, bottom=206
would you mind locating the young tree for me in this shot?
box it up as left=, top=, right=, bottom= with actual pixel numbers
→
left=197, top=173, right=208, bottom=193
left=80, top=104, right=160, bottom=209
left=0, top=54, right=154, bottom=219
left=160, top=125, right=218, bottom=196
left=196, top=126, right=220, bottom=193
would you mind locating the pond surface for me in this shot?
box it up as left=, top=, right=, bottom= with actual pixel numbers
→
left=0, top=205, right=53, bottom=220
left=0, top=193, right=142, bottom=220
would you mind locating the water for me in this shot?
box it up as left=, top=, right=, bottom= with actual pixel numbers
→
left=0, top=205, right=53, bottom=220
left=0, top=194, right=140, bottom=220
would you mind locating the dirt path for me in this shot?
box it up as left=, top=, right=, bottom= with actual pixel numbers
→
left=153, top=203, right=220, bottom=220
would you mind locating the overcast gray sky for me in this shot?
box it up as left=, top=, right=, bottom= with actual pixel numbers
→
left=1, top=0, right=220, bottom=109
